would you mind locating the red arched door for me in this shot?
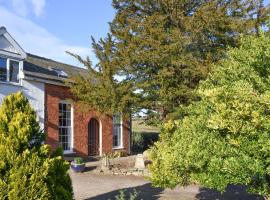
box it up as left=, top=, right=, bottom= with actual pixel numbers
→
left=88, top=118, right=99, bottom=156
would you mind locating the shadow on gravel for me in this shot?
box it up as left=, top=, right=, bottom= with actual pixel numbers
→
left=86, top=183, right=163, bottom=200
left=196, top=184, right=264, bottom=200
left=83, top=166, right=97, bottom=172
left=87, top=183, right=265, bottom=200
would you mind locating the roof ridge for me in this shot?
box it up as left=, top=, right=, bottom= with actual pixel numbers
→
left=26, top=52, right=87, bottom=71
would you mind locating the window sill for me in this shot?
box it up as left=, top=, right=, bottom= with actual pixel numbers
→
left=63, top=150, right=75, bottom=155
left=0, top=81, right=22, bottom=87
left=113, top=146, right=124, bottom=150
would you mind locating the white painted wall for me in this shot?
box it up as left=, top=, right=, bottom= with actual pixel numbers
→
left=0, top=35, right=19, bottom=54
left=0, top=28, right=44, bottom=130
left=0, top=80, right=45, bottom=130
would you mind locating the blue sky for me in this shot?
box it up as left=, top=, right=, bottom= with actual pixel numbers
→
left=0, top=0, right=115, bottom=65
left=0, top=0, right=269, bottom=66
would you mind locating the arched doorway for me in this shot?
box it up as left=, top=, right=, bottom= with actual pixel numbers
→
left=88, top=118, right=99, bottom=156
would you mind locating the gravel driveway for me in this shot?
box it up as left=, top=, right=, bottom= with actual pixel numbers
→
left=70, top=171, right=263, bottom=200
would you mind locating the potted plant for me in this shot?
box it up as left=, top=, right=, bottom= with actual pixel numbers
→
left=71, top=157, right=85, bottom=172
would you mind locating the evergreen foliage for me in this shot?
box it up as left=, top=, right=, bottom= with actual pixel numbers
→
left=149, top=33, right=270, bottom=198
left=67, top=35, right=138, bottom=115
left=0, top=92, right=73, bottom=200
left=68, top=0, right=270, bottom=123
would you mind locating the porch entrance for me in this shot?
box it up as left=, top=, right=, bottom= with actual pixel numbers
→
left=88, top=118, right=100, bottom=156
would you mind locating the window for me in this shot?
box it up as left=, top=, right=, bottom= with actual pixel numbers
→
left=113, top=113, right=122, bottom=148
left=59, top=103, right=72, bottom=152
left=9, top=60, right=19, bottom=83
left=54, top=68, right=68, bottom=78
left=0, top=57, right=7, bottom=81
left=0, top=57, right=20, bottom=83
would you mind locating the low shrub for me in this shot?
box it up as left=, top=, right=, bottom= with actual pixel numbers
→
left=114, top=189, right=139, bottom=200
left=132, top=132, right=159, bottom=154
left=113, top=151, right=128, bottom=158
left=74, top=157, right=84, bottom=164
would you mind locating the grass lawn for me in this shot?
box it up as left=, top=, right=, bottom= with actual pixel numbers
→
left=132, top=118, right=160, bottom=133
left=131, top=118, right=160, bottom=154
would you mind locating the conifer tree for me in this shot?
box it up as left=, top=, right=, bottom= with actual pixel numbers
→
left=110, top=0, right=270, bottom=122
left=0, top=92, right=73, bottom=200
left=69, top=0, right=270, bottom=123
left=67, top=34, right=138, bottom=115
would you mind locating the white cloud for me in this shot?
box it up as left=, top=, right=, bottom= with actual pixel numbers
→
left=8, top=0, right=45, bottom=17
left=11, top=0, right=29, bottom=17
left=31, top=0, right=45, bottom=17
left=0, top=6, right=95, bottom=66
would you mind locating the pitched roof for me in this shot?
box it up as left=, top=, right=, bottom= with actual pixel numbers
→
left=23, top=53, right=87, bottom=84
left=0, top=27, right=88, bottom=85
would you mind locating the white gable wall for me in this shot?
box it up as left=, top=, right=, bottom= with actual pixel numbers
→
left=0, top=27, right=45, bottom=130
left=0, top=27, right=26, bottom=59
left=0, top=80, right=45, bottom=130
left=0, top=35, right=19, bottom=54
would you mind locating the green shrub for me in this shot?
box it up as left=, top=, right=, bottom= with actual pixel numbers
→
left=114, top=189, right=139, bottom=200
left=74, top=157, right=84, bottom=164
left=132, top=132, right=144, bottom=153
left=143, top=133, right=159, bottom=148
left=132, top=132, right=159, bottom=154
left=0, top=92, right=73, bottom=200
left=53, top=146, right=64, bottom=157
left=149, top=34, right=270, bottom=198
left=113, top=151, right=128, bottom=158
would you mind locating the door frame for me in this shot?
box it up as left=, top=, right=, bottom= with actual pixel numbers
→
left=99, top=120, right=102, bottom=156
left=88, top=118, right=102, bottom=156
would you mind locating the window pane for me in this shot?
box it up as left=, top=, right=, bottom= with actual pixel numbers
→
left=63, top=117, right=67, bottom=126
left=66, top=104, right=71, bottom=110
left=58, top=103, right=72, bottom=151
left=113, top=135, right=118, bottom=147
left=63, top=104, right=66, bottom=111
left=0, top=57, right=7, bottom=82
left=9, top=60, right=19, bottom=83
left=113, top=116, right=122, bottom=147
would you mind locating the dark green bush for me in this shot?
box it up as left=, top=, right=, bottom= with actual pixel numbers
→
left=132, top=132, right=159, bottom=154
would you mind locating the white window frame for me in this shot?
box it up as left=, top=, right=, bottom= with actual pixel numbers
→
left=58, top=101, right=74, bottom=154
left=0, top=56, right=22, bottom=85
left=113, top=114, right=123, bottom=149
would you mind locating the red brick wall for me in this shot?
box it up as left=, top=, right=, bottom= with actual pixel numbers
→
left=44, top=83, right=130, bottom=156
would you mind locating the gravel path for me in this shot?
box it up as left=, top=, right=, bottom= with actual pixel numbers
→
left=70, top=171, right=263, bottom=200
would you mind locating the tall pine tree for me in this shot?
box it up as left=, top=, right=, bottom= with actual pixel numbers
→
left=67, top=34, right=138, bottom=115
left=69, top=0, right=270, bottom=123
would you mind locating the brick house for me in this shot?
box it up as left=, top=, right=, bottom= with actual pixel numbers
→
left=0, top=27, right=131, bottom=156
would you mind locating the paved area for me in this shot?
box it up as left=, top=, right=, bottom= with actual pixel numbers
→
left=70, top=171, right=264, bottom=200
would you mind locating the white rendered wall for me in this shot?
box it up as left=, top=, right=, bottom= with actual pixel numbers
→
left=0, top=80, right=45, bottom=130
left=0, top=35, right=19, bottom=54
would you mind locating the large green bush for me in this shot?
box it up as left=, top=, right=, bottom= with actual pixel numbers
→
left=0, top=92, right=73, bottom=200
left=149, top=33, right=270, bottom=198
